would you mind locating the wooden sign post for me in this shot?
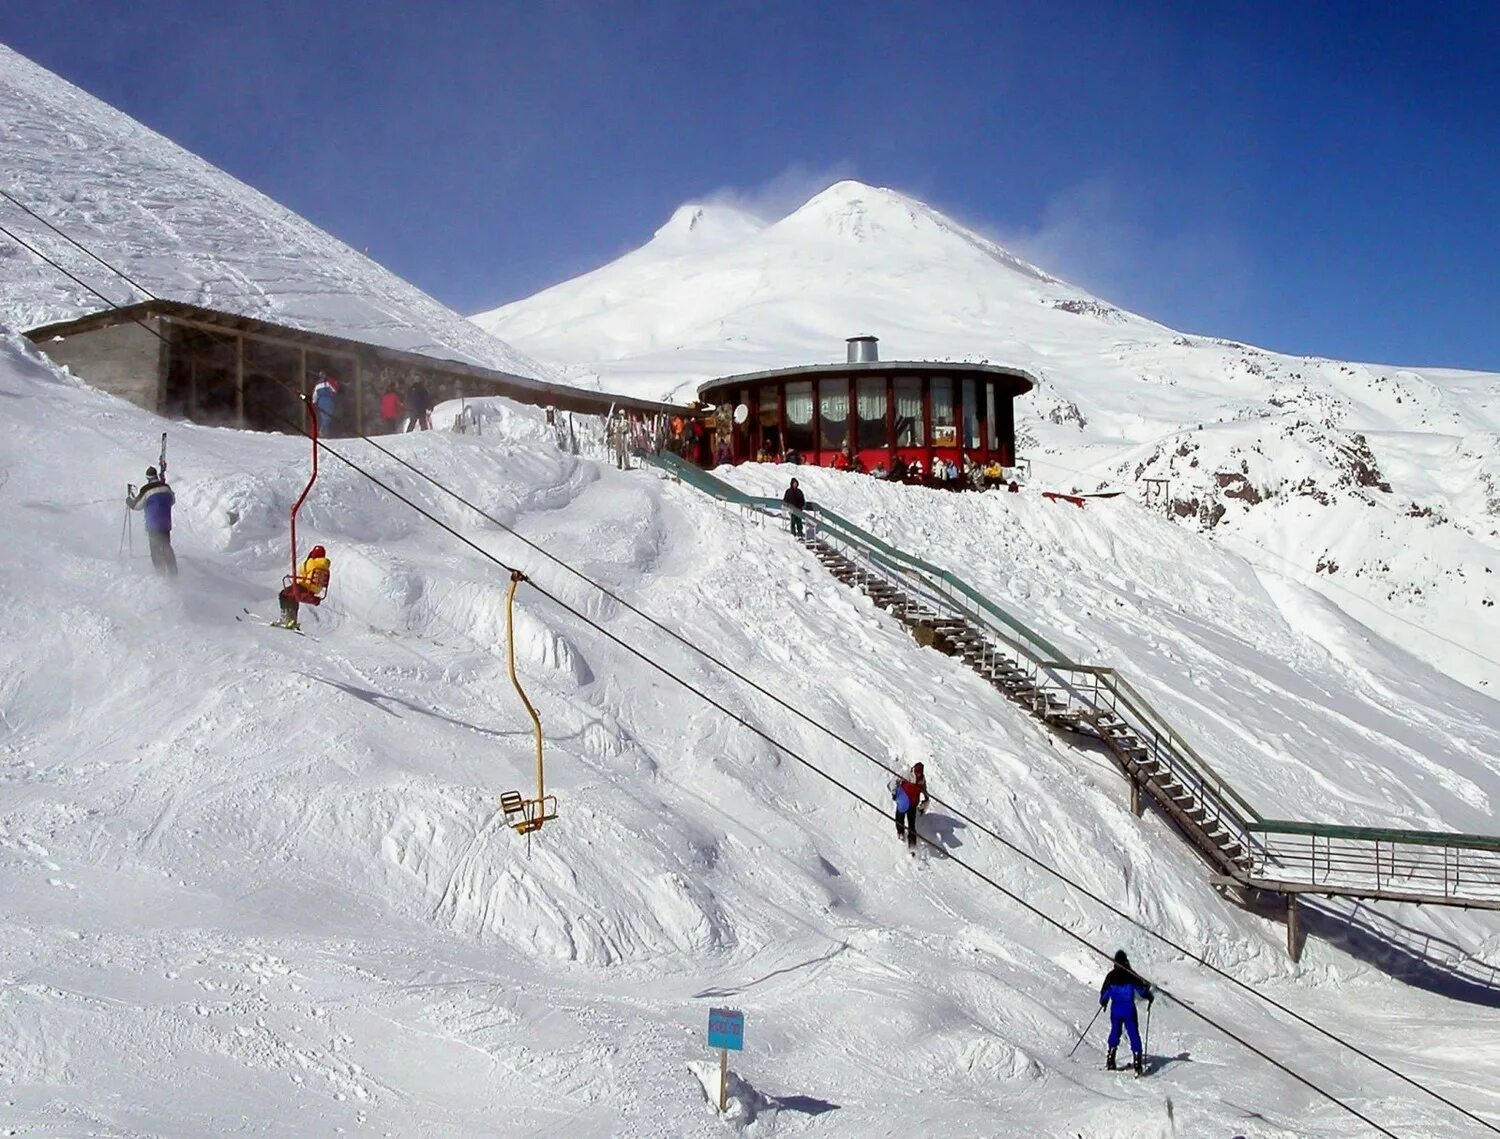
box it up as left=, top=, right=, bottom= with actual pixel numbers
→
left=707, top=1007, right=745, bottom=1113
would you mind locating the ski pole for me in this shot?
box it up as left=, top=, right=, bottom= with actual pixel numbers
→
left=1067, top=1005, right=1104, bottom=1058
left=121, top=486, right=135, bottom=559
left=1143, top=1000, right=1153, bottom=1062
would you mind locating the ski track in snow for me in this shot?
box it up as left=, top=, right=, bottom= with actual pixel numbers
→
left=3, top=330, right=1498, bottom=1136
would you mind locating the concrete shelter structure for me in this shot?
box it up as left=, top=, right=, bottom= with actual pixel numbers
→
left=24, top=300, right=688, bottom=434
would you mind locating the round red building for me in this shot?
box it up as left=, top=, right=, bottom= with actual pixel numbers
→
left=698, top=336, right=1035, bottom=472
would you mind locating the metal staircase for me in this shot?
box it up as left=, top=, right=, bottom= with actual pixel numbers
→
left=803, top=531, right=1255, bottom=882
left=644, top=452, right=1500, bottom=958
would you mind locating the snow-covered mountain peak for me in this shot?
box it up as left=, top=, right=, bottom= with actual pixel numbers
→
left=773, top=180, right=1056, bottom=285
left=776, top=179, right=924, bottom=239
left=651, top=201, right=766, bottom=247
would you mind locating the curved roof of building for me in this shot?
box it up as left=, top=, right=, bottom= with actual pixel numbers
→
left=699, top=359, right=1036, bottom=400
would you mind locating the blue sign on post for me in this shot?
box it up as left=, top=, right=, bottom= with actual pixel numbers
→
left=708, top=1007, right=745, bottom=1051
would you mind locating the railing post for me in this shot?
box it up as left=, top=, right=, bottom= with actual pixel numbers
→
left=1130, top=779, right=1143, bottom=818
left=1286, top=893, right=1303, bottom=963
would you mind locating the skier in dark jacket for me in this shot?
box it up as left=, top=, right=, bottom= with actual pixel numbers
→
left=127, top=466, right=177, bottom=576
left=783, top=477, right=806, bottom=537
left=406, top=381, right=431, bottom=431
left=1099, top=950, right=1153, bottom=1073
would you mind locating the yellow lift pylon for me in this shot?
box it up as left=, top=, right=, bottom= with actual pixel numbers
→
left=500, top=569, right=558, bottom=838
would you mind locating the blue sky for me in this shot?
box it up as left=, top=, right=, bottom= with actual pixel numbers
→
left=3, top=1, right=1497, bottom=369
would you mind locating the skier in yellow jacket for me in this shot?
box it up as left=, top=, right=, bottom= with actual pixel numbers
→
left=274, top=546, right=330, bottom=630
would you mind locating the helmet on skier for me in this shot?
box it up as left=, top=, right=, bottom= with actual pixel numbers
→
left=1114, top=950, right=1130, bottom=966
left=146, top=466, right=158, bottom=479
left=309, top=545, right=326, bottom=559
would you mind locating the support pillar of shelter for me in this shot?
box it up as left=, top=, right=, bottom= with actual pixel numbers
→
left=299, top=346, right=308, bottom=433
left=235, top=332, right=245, bottom=429
left=354, top=359, right=364, bottom=436
left=152, top=315, right=170, bottom=415
left=1130, top=779, right=1144, bottom=818
left=1285, top=893, right=1303, bottom=963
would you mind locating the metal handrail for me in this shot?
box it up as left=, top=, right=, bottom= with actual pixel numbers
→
left=1251, top=818, right=1500, bottom=852
left=1100, top=671, right=1264, bottom=824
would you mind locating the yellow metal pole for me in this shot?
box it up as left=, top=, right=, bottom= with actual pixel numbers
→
left=505, top=570, right=546, bottom=818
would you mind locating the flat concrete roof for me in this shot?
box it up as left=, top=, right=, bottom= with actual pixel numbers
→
left=699, top=359, right=1036, bottom=400
left=27, top=300, right=693, bottom=417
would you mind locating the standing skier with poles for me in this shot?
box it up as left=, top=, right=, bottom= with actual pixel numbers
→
left=1099, top=950, right=1153, bottom=1075
left=126, top=435, right=175, bottom=576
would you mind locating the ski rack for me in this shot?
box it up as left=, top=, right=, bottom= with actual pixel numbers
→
left=501, top=570, right=558, bottom=841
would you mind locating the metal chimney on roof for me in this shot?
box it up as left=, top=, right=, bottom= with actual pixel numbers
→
left=846, top=335, right=879, bottom=363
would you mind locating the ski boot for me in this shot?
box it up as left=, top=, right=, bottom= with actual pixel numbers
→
left=1105, top=1047, right=1117, bottom=1071
left=1132, top=1052, right=1145, bottom=1076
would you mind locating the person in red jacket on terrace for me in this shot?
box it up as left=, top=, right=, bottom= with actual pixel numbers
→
left=380, top=386, right=403, bottom=433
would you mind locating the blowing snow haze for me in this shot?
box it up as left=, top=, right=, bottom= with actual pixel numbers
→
left=2, top=34, right=1500, bottom=1139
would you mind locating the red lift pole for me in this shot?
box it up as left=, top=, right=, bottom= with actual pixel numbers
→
left=289, top=395, right=319, bottom=584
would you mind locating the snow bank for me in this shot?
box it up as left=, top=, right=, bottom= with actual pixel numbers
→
left=2, top=334, right=1498, bottom=1136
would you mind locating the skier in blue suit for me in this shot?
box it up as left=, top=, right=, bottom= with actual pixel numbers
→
left=311, top=372, right=340, bottom=436
left=1099, top=949, right=1153, bottom=1074
left=127, top=465, right=177, bottom=576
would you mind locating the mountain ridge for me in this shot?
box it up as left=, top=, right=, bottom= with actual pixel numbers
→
left=0, top=42, right=555, bottom=379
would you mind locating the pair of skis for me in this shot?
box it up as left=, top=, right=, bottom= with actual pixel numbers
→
left=236, top=608, right=315, bottom=638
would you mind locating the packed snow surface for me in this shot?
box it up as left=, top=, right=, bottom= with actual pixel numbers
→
left=0, top=42, right=556, bottom=379
left=475, top=181, right=1500, bottom=696
left=3, top=331, right=1499, bottom=1136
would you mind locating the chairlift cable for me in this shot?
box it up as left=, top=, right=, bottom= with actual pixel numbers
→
left=1, top=203, right=1488, bottom=1138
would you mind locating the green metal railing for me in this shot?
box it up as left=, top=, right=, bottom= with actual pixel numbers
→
left=645, top=452, right=1500, bottom=909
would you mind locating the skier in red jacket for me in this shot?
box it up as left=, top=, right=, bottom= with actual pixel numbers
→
left=890, top=762, right=929, bottom=851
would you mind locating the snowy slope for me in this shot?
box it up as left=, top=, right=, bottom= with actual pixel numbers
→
left=474, top=181, right=1500, bottom=694
left=4, top=331, right=1499, bottom=1137
left=0, top=42, right=555, bottom=378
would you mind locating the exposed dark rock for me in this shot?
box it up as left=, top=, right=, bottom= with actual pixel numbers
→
left=1215, top=471, right=1264, bottom=505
